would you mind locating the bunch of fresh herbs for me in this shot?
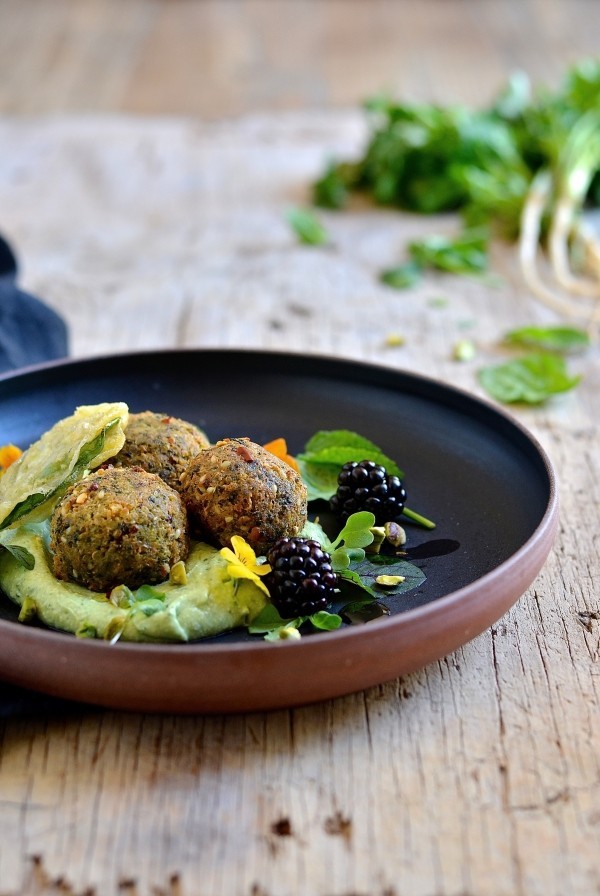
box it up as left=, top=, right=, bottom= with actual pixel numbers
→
left=309, top=59, right=600, bottom=311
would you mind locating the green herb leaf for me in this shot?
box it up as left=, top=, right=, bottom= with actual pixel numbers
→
left=380, top=261, right=422, bottom=289
left=310, top=611, right=342, bottom=631
left=287, top=206, right=330, bottom=246
left=503, top=325, right=590, bottom=354
left=247, top=603, right=288, bottom=633
left=299, top=430, right=403, bottom=477
left=1, top=542, right=35, bottom=570
left=313, top=161, right=351, bottom=209
left=247, top=602, right=340, bottom=639
left=300, top=519, right=330, bottom=543
left=328, top=511, right=376, bottom=553
left=351, top=554, right=426, bottom=595
left=479, top=352, right=581, bottom=404
left=408, top=228, right=489, bottom=275
left=295, top=459, right=340, bottom=502
left=338, top=567, right=378, bottom=597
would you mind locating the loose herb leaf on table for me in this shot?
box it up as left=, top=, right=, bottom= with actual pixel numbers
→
left=287, top=206, right=330, bottom=246
left=478, top=351, right=581, bottom=404
left=502, top=325, right=590, bottom=354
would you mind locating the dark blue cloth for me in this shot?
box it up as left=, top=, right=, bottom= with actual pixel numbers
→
left=0, top=234, right=69, bottom=373
left=1, top=234, right=74, bottom=717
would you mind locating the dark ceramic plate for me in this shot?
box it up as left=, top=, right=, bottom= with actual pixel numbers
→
left=0, top=350, right=557, bottom=712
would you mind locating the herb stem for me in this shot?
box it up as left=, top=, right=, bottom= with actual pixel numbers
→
left=402, top=506, right=436, bottom=529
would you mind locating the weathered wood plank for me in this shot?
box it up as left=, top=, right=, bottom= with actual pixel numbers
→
left=0, top=110, right=598, bottom=896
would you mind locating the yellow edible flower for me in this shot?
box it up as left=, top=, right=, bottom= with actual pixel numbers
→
left=0, top=444, right=22, bottom=476
left=220, top=535, right=272, bottom=596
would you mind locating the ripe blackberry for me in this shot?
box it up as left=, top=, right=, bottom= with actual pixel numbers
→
left=266, top=537, right=338, bottom=618
left=330, top=459, right=407, bottom=525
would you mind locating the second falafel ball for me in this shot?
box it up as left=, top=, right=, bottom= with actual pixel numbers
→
left=111, top=411, right=210, bottom=491
left=50, top=466, right=189, bottom=592
left=180, top=438, right=307, bottom=554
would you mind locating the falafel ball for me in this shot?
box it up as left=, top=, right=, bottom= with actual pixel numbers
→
left=111, top=411, right=210, bottom=492
left=50, top=466, right=189, bottom=592
left=180, top=438, right=307, bottom=554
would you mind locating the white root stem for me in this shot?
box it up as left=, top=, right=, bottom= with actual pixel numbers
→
left=548, top=199, right=600, bottom=298
left=519, top=172, right=591, bottom=319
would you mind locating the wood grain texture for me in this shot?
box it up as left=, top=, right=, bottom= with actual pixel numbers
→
left=0, top=1, right=599, bottom=894
left=1, top=0, right=599, bottom=116
left=0, top=108, right=598, bottom=896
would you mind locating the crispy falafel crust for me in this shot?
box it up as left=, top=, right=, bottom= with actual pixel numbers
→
left=180, top=438, right=307, bottom=554
left=51, top=466, right=189, bottom=592
left=111, top=411, right=210, bottom=492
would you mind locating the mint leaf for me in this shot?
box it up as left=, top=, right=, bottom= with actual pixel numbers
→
left=299, top=430, right=403, bottom=477
left=296, top=458, right=340, bottom=502
left=287, top=206, right=329, bottom=246
left=503, top=325, right=590, bottom=354
left=479, top=352, right=581, bottom=404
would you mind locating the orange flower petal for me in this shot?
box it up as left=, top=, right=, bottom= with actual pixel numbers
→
left=263, top=437, right=300, bottom=473
left=0, top=444, right=22, bottom=472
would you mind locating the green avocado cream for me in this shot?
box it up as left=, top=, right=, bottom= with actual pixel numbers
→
left=0, top=530, right=267, bottom=643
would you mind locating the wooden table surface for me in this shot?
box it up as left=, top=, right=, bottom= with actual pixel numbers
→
left=0, top=2, right=599, bottom=894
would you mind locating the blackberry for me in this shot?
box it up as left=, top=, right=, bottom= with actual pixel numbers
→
left=330, top=459, right=407, bottom=525
left=266, top=537, right=338, bottom=618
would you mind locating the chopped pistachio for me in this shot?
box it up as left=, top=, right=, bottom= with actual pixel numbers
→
left=376, top=574, right=406, bottom=587
left=277, top=625, right=301, bottom=641
left=453, top=339, right=476, bottom=361
left=384, top=332, right=405, bottom=348
left=18, top=597, right=38, bottom=624
left=109, top=584, right=134, bottom=608
left=384, top=521, right=407, bottom=547
left=169, top=560, right=188, bottom=586
left=105, top=616, right=127, bottom=643
left=366, top=526, right=386, bottom=554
